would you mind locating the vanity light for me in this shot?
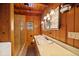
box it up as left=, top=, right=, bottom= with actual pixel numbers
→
left=46, top=13, right=50, bottom=18
left=60, top=4, right=71, bottom=13
left=68, top=6, right=71, bottom=10
left=44, top=16, right=47, bottom=20
left=41, top=21, right=44, bottom=24
left=48, top=17, right=50, bottom=20
left=50, top=9, right=54, bottom=15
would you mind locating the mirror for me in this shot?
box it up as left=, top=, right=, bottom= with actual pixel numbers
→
left=41, top=6, right=60, bottom=31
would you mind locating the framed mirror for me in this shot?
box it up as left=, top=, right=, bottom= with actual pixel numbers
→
left=50, top=6, right=60, bottom=30
left=41, top=6, right=60, bottom=31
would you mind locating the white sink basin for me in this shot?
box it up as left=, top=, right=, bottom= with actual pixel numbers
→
left=0, top=42, right=11, bottom=56
left=34, top=35, right=76, bottom=56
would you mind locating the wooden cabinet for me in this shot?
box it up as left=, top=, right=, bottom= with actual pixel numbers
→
left=34, top=39, right=40, bottom=56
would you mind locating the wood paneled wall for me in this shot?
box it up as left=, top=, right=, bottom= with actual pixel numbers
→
left=0, top=4, right=10, bottom=42
left=74, top=5, right=79, bottom=48
left=13, top=14, right=26, bottom=55
left=0, top=3, right=41, bottom=55
left=66, top=6, right=75, bottom=46
left=25, top=15, right=41, bottom=46
left=42, top=4, right=79, bottom=49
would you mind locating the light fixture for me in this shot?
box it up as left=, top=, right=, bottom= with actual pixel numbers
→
left=46, top=13, right=50, bottom=18
left=60, top=4, right=72, bottom=13
left=44, top=16, right=47, bottom=20
left=48, top=17, right=50, bottom=20
left=41, top=21, right=44, bottom=24
left=50, top=9, right=54, bottom=15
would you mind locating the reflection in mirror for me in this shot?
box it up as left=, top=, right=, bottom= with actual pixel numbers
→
left=41, top=6, right=60, bottom=31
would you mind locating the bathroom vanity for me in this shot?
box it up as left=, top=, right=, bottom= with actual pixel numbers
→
left=34, top=35, right=77, bottom=56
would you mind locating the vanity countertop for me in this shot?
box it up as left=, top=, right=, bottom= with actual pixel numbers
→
left=34, top=35, right=76, bottom=56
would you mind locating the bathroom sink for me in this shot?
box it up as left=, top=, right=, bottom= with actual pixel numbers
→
left=47, top=40, right=54, bottom=44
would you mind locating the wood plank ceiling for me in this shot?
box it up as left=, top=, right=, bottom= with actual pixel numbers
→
left=14, top=3, right=48, bottom=15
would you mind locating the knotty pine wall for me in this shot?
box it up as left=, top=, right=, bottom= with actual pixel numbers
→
left=0, top=3, right=41, bottom=55
left=13, top=14, right=27, bottom=55
left=13, top=7, right=41, bottom=55
left=25, top=15, right=41, bottom=46
left=42, top=4, right=79, bottom=49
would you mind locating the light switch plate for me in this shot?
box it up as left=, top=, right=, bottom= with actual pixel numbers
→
left=68, top=32, right=76, bottom=39
left=68, top=32, right=79, bottom=40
